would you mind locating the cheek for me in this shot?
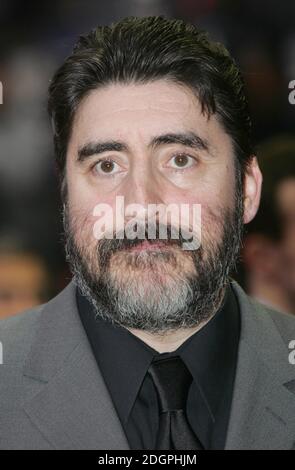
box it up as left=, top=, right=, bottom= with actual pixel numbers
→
left=68, top=192, right=120, bottom=248
left=68, top=205, right=95, bottom=246
left=180, top=165, right=235, bottom=208
left=164, top=185, right=231, bottom=219
left=66, top=173, right=94, bottom=212
left=66, top=172, right=116, bottom=225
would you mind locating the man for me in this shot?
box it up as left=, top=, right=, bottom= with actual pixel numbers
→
left=1, top=16, right=295, bottom=450
left=242, top=136, right=295, bottom=315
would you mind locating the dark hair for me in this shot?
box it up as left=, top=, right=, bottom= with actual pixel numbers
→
left=48, top=15, right=254, bottom=196
left=246, top=135, right=295, bottom=241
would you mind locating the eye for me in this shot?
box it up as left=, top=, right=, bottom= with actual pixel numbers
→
left=92, top=158, right=121, bottom=176
left=168, top=153, right=197, bottom=170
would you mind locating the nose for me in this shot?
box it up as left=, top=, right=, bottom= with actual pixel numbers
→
left=124, top=171, right=164, bottom=213
left=122, top=169, right=165, bottom=221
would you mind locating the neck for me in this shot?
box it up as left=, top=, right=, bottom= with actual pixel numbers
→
left=125, top=323, right=206, bottom=354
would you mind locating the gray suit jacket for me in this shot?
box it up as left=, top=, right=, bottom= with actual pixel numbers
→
left=0, top=279, right=295, bottom=450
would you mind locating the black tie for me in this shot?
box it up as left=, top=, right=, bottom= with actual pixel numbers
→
left=148, top=355, right=204, bottom=450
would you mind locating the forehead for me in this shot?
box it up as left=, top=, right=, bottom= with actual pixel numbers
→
left=75, top=80, right=197, bottom=124
left=69, top=80, right=233, bottom=155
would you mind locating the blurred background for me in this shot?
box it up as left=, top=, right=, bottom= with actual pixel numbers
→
left=0, top=0, right=294, bottom=318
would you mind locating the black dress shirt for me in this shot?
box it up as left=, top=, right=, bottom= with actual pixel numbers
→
left=76, top=281, right=240, bottom=450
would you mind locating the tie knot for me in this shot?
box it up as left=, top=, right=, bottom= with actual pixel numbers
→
left=148, top=355, right=193, bottom=413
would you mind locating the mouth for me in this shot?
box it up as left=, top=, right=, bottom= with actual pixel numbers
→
left=125, top=240, right=175, bottom=252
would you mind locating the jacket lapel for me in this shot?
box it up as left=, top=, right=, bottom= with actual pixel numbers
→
left=22, top=281, right=131, bottom=450
left=225, top=281, right=295, bottom=450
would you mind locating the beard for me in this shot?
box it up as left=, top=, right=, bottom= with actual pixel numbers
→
left=63, top=177, right=244, bottom=335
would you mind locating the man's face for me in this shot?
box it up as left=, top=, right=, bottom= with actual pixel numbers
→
left=63, top=80, right=245, bottom=333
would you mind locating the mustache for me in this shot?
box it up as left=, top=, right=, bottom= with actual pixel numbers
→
left=93, top=221, right=200, bottom=270
left=96, top=221, right=197, bottom=252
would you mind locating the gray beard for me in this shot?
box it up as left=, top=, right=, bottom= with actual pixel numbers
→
left=63, top=184, right=244, bottom=334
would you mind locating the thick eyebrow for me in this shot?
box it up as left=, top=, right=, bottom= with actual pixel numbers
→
left=77, top=131, right=210, bottom=163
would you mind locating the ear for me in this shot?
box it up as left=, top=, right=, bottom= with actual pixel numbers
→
left=243, top=156, right=263, bottom=224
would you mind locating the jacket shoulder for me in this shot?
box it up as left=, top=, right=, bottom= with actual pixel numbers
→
left=0, top=304, right=45, bottom=367
left=231, top=279, right=295, bottom=347
left=261, top=303, right=295, bottom=346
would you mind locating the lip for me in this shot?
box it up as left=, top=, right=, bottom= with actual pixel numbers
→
left=126, top=240, right=171, bottom=252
